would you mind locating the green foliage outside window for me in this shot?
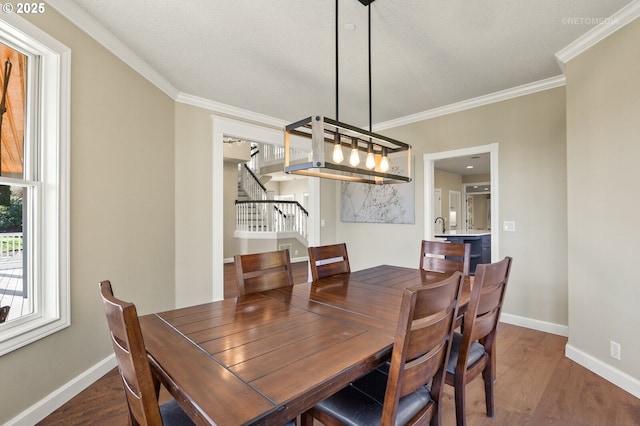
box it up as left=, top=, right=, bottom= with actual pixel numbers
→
left=0, top=195, right=22, bottom=232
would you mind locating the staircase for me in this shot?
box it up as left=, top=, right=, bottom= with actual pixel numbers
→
left=235, top=149, right=309, bottom=245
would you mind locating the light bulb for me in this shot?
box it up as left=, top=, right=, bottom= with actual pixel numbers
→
left=333, top=142, right=344, bottom=163
left=380, top=148, right=389, bottom=172
left=365, top=143, right=375, bottom=170
left=349, top=139, right=360, bottom=167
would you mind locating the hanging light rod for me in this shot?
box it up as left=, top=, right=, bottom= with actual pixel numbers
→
left=284, top=0, right=411, bottom=185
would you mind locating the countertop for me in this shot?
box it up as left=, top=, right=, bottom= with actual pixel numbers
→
left=435, top=230, right=491, bottom=237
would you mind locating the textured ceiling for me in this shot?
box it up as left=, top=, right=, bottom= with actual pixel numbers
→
left=55, top=0, right=631, bottom=128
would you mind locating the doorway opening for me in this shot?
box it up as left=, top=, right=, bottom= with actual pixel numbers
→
left=212, top=116, right=320, bottom=301
left=423, top=143, right=499, bottom=262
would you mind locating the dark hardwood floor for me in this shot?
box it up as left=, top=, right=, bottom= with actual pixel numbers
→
left=39, top=262, right=640, bottom=425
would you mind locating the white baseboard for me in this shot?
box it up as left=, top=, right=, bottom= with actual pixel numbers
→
left=565, top=344, right=640, bottom=399
left=500, top=312, right=569, bottom=336
left=7, top=354, right=117, bottom=426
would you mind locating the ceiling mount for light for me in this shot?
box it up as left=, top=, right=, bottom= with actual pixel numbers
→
left=284, top=0, right=411, bottom=185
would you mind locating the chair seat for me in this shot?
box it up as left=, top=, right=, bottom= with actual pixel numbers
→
left=313, top=365, right=432, bottom=426
left=446, top=332, right=486, bottom=375
left=160, top=399, right=195, bottom=425
left=160, top=397, right=295, bottom=425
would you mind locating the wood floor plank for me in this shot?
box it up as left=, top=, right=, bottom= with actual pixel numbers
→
left=495, top=328, right=566, bottom=416
left=532, top=353, right=640, bottom=425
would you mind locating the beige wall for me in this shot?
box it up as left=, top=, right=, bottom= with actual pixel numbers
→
left=0, top=10, right=176, bottom=423
left=224, top=161, right=240, bottom=258
left=174, top=103, right=215, bottom=307
left=566, top=18, right=640, bottom=380
left=321, top=178, right=339, bottom=245
left=277, top=238, right=308, bottom=259
left=462, top=173, right=491, bottom=184
left=335, top=87, right=568, bottom=327
left=278, top=177, right=309, bottom=206
left=236, top=238, right=278, bottom=254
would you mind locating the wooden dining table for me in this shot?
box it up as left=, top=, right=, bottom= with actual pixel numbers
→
left=139, top=265, right=471, bottom=425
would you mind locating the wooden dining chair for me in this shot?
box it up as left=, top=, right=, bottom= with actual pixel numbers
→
left=420, top=240, right=471, bottom=276
left=445, top=256, right=513, bottom=426
left=99, top=281, right=194, bottom=426
left=234, top=249, right=294, bottom=296
left=307, top=243, right=350, bottom=281
left=301, top=272, right=464, bottom=426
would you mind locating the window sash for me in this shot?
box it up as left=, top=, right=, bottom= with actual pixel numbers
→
left=0, top=13, right=70, bottom=356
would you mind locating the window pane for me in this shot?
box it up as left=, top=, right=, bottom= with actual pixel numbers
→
left=0, top=43, right=26, bottom=179
left=0, top=184, right=28, bottom=323
left=0, top=13, right=70, bottom=354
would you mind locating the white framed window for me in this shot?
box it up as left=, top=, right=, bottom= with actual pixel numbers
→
left=0, top=14, right=70, bottom=355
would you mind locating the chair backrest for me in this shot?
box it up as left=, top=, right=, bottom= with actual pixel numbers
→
left=382, top=272, right=463, bottom=424
left=419, top=240, right=471, bottom=276
left=234, top=249, right=294, bottom=296
left=308, top=243, right=351, bottom=281
left=99, top=280, right=164, bottom=425
left=456, top=257, right=512, bottom=370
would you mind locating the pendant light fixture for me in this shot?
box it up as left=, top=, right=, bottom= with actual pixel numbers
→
left=284, top=0, right=411, bottom=185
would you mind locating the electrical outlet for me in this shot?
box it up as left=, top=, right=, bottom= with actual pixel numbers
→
left=610, top=341, right=621, bottom=360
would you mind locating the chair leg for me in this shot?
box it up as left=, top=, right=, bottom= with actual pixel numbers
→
left=482, top=360, right=495, bottom=417
left=300, top=411, right=314, bottom=426
left=454, top=380, right=467, bottom=426
left=431, top=403, right=441, bottom=426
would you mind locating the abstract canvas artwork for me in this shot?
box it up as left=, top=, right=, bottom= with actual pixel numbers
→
left=340, top=158, right=415, bottom=224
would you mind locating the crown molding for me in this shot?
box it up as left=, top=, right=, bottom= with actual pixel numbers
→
left=374, top=75, right=566, bottom=131
left=47, top=0, right=179, bottom=99
left=175, top=93, right=287, bottom=129
left=54, top=0, right=632, bottom=133
left=555, top=0, right=640, bottom=69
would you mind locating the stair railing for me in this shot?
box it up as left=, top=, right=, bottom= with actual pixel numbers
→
left=235, top=200, right=309, bottom=240
left=240, top=164, right=268, bottom=201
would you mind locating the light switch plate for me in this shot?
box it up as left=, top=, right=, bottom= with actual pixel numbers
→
left=503, top=221, right=516, bottom=232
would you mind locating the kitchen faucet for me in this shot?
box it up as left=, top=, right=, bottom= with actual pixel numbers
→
left=435, top=216, right=446, bottom=233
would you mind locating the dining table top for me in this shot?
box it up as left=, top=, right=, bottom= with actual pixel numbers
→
left=139, top=264, right=471, bottom=426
